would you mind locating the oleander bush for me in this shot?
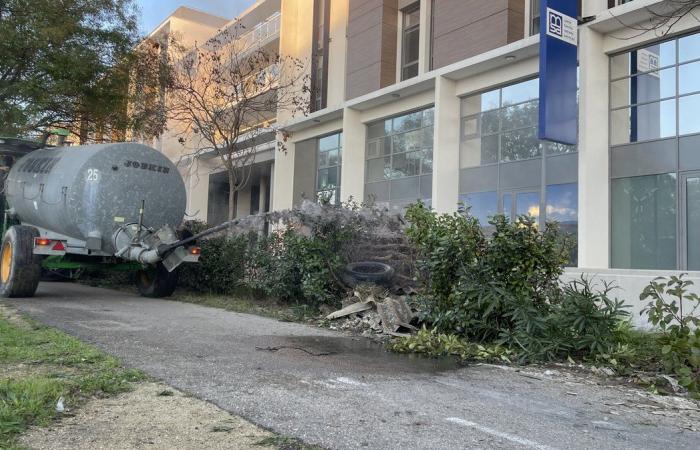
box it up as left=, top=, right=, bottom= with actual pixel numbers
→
left=404, top=202, right=628, bottom=362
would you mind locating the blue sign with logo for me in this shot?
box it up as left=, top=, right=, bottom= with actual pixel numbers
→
left=538, top=0, right=578, bottom=145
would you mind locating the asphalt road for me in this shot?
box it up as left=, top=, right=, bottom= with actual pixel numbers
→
left=5, top=283, right=700, bottom=450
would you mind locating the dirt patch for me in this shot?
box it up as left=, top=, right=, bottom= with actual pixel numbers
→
left=0, top=303, right=31, bottom=328
left=19, top=382, right=275, bottom=450
left=0, top=362, right=78, bottom=380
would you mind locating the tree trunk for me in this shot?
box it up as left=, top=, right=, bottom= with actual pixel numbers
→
left=227, top=169, right=236, bottom=223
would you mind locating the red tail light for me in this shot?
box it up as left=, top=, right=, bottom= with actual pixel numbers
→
left=35, top=238, right=51, bottom=246
left=189, top=246, right=201, bottom=255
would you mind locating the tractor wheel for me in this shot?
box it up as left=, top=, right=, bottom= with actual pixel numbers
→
left=0, top=225, right=41, bottom=298
left=136, top=262, right=178, bottom=298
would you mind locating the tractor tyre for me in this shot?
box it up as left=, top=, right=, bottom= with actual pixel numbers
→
left=0, top=225, right=41, bottom=298
left=136, top=262, right=178, bottom=298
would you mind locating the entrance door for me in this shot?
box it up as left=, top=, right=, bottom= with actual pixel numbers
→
left=682, top=172, right=700, bottom=270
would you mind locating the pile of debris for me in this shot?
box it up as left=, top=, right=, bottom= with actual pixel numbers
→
left=324, top=287, right=419, bottom=339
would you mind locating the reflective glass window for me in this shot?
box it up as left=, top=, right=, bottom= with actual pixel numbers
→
left=679, top=61, right=700, bottom=95
left=459, top=191, right=497, bottom=224
left=365, top=107, right=434, bottom=207
left=610, top=100, right=676, bottom=145
left=687, top=176, right=700, bottom=270
left=679, top=94, right=700, bottom=136
left=679, top=33, right=700, bottom=63
left=316, top=132, right=342, bottom=204
left=612, top=174, right=677, bottom=270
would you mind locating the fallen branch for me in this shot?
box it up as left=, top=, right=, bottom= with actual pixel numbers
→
left=255, top=346, right=336, bottom=357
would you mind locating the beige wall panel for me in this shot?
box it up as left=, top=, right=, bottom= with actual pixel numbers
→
left=346, top=0, right=398, bottom=99
left=432, top=11, right=511, bottom=69
left=431, top=0, right=525, bottom=69
left=346, top=24, right=383, bottom=70
left=347, top=62, right=383, bottom=99
left=454, top=57, right=538, bottom=97
left=358, top=89, right=434, bottom=124
left=327, top=0, right=349, bottom=107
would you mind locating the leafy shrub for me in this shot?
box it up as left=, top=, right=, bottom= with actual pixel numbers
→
left=179, top=233, right=250, bottom=295
left=640, top=274, right=700, bottom=393
left=502, top=277, right=629, bottom=361
left=405, top=203, right=627, bottom=361
left=247, top=228, right=348, bottom=305
left=389, top=326, right=514, bottom=363
left=246, top=202, right=373, bottom=305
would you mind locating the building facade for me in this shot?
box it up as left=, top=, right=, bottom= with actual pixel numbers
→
left=149, top=0, right=700, bottom=313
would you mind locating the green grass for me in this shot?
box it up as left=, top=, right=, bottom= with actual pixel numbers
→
left=0, top=314, right=146, bottom=448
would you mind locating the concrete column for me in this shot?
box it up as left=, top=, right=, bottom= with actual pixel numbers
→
left=268, top=163, right=276, bottom=213
left=418, top=0, right=432, bottom=74
left=236, top=184, right=252, bottom=218
left=578, top=27, right=610, bottom=269
left=432, top=76, right=461, bottom=214
left=271, top=134, right=295, bottom=211
left=340, top=107, right=366, bottom=203
left=259, top=175, right=269, bottom=213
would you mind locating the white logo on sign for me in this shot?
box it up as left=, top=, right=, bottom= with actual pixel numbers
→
left=637, top=49, right=660, bottom=77
left=546, top=8, right=577, bottom=47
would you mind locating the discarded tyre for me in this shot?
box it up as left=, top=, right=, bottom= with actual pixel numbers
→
left=0, top=225, right=41, bottom=298
left=343, top=262, right=395, bottom=287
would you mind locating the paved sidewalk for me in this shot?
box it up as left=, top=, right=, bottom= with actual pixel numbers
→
left=6, top=282, right=700, bottom=450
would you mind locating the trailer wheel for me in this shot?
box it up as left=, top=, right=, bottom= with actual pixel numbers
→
left=136, top=262, right=178, bottom=298
left=0, top=225, right=41, bottom=298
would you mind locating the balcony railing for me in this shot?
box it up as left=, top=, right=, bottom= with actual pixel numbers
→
left=235, top=12, right=281, bottom=52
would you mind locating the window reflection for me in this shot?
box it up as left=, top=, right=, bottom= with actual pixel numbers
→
left=459, top=191, right=497, bottom=224
left=316, top=132, right=342, bottom=205
left=679, top=94, right=700, bottom=135
left=687, top=177, right=700, bottom=270
left=365, top=108, right=434, bottom=207
left=612, top=174, right=677, bottom=270
left=460, top=78, right=576, bottom=167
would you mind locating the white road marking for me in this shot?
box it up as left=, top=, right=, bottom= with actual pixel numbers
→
left=446, top=417, right=556, bottom=450
left=334, top=377, right=368, bottom=387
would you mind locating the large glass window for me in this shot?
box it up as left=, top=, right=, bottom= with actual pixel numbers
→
left=458, top=78, right=578, bottom=264
left=610, top=31, right=700, bottom=270
left=610, top=34, right=700, bottom=145
left=460, top=78, right=574, bottom=167
left=612, top=174, right=677, bottom=270
left=316, top=132, right=342, bottom=204
left=401, top=4, right=420, bottom=81
left=365, top=108, right=433, bottom=208
left=686, top=175, right=700, bottom=271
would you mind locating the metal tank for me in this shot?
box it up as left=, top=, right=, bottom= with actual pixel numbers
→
left=4, top=143, right=186, bottom=254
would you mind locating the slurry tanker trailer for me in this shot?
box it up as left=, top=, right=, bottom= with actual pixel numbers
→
left=0, top=142, right=207, bottom=298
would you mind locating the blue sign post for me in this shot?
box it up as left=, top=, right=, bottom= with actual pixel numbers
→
left=538, top=0, right=578, bottom=145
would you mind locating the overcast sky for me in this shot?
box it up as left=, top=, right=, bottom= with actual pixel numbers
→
left=135, top=0, right=255, bottom=33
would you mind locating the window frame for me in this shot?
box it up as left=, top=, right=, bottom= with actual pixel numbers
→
left=400, top=3, right=421, bottom=81
left=365, top=107, right=435, bottom=207
left=608, top=30, right=700, bottom=270
left=315, top=131, right=343, bottom=205
left=457, top=77, right=579, bottom=256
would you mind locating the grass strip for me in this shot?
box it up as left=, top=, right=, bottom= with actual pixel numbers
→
left=0, top=313, right=145, bottom=449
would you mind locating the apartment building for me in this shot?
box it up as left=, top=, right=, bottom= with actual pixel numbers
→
left=150, top=0, right=700, bottom=306
left=144, top=3, right=281, bottom=225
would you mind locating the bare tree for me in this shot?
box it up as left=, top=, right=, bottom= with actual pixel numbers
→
left=611, top=0, right=700, bottom=37
left=164, top=23, right=310, bottom=222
